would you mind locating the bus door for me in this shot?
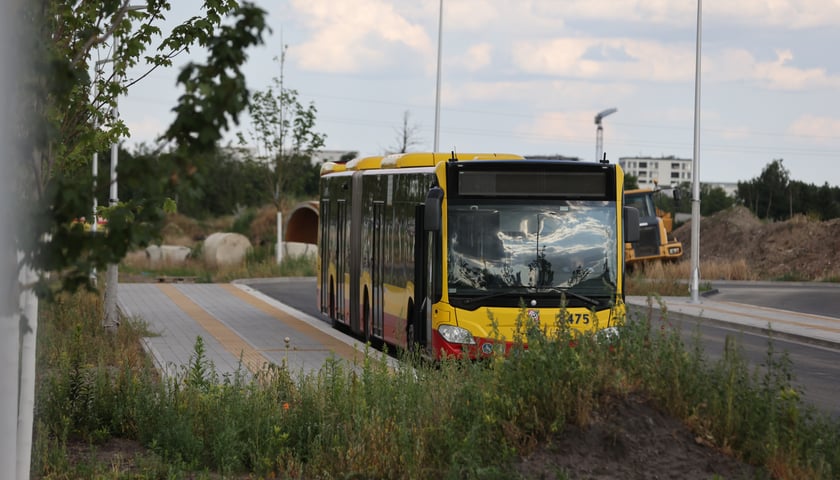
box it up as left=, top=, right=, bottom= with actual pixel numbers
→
left=372, top=201, right=385, bottom=338
left=350, top=171, right=364, bottom=335
left=319, top=199, right=330, bottom=314
left=412, top=204, right=428, bottom=349
left=335, top=200, right=347, bottom=322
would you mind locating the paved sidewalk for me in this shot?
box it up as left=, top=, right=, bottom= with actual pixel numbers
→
left=117, top=283, right=391, bottom=380
left=118, top=281, right=840, bottom=382
left=626, top=295, right=840, bottom=350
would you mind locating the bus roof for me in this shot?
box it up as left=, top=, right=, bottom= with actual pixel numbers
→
left=319, top=161, right=347, bottom=175
left=321, top=152, right=527, bottom=176
left=345, top=156, right=383, bottom=170
left=379, top=152, right=524, bottom=169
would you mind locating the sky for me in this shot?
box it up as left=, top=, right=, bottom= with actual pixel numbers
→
left=118, top=0, right=840, bottom=187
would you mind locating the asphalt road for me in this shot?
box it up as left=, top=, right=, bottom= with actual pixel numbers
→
left=246, top=278, right=840, bottom=418
left=706, top=281, right=840, bottom=319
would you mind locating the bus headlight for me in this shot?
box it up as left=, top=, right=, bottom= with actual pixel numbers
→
left=438, top=325, right=476, bottom=345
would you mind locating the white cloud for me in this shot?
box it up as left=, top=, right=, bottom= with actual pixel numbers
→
left=442, top=79, right=635, bottom=110
left=525, top=0, right=840, bottom=29
left=515, top=111, right=598, bottom=145
left=290, top=0, right=434, bottom=73
left=507, top=36, right=840, bottom=92
left=452, top=43, right=493, bottom=71
left=707, top=0, right=840, bottom=29
left=440, top=0, right=502, bottom=30
left=787, top=115, right=840, bottom=141
left=511, top=38, right=695, bottom=83
left=712, top=49, right=840, bottom=90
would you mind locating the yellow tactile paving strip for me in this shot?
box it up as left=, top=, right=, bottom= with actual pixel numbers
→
left=221, top=284, right=365, bottom=364
left=157, top=284, right=270, bottom=374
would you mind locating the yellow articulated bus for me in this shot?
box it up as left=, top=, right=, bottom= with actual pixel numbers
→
left=317, top=152, right=640, bottom=360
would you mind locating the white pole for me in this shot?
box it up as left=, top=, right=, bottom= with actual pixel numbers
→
left=91, top=62, right=107, bottom=284
left=17, top=263, right=37, bottom=480
left=1, top=1, right=22, bottom=474
left=104, top=36, right=120, bottom=331
left=433, top=0, right=443, bottom=152
left=690, top=0, right=703, bottom=303
left=104, top=3, right=146, bottom=330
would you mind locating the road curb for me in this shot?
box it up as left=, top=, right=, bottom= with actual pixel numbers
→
left=627, top=304, right=840, bottom=352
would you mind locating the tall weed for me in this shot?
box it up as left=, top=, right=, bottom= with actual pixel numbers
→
left=33, top=288, right=840, bottom=479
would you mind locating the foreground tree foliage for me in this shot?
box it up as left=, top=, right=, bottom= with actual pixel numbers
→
left=19, top=0, right=268, bottom=294
left=5, top=4, right=265, bottom=473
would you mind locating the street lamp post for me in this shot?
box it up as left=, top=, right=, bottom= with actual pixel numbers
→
left=433, top=0, right=443, bottom=152
left=594, top=108, right=617, bottom=162
left=104, top=4, right=147, bottom=331
left=690, top=0, right=703, bottom=303
left=102, top=30, right=124, bottom=332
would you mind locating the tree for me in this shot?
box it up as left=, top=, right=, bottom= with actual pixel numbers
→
left=5, top=1, right=268, bottom=477
left=340, top=151, right=358, bottom=163
left=240, top=46, right=326, bottom=207
left=119, top=147, right=274, bottom=219
left=17, top=0, right=267, bottom=292
left=389, top=110, right=422, bottom=154
left=700, top=184, right=734, bottom=216
left=737, top=159, right=790, bottom=220
left=623, top=173, right=639, bottom=190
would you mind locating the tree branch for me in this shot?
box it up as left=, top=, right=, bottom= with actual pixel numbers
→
left=71, top=0, right=131, bottom=68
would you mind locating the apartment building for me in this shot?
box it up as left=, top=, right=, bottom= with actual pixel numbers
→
left=618, top=156, right=693, bottom=188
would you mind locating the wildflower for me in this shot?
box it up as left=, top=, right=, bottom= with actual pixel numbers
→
left=282, top=402, right=290, bottom=411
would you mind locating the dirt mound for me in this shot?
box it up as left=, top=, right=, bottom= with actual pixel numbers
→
left=514, top=395, right=760, bottom=479
left=673, top=206, right=840, bottom=281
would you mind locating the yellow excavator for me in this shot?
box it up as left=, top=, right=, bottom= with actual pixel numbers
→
left=624, top=184, right=683, bottom=265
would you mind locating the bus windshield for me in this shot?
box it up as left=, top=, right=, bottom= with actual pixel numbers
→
left=447, top=201, right=618, bottom=299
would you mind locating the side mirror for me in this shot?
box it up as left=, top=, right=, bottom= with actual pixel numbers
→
left=623, top=206, right=640, bottom=243
left=424, top=187, right=444, bottom=231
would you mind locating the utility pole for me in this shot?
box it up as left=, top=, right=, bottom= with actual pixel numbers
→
left=433, top=0, right=443, bottom=152
left=594, top=108, right=617, bottom=162
left=91, top=59, right=110, bottom=286
left=102, top=32, right=121, bottom=333
left=104, top=3, right=146, bottom=331
left=689, top=0, right=703, bottom=303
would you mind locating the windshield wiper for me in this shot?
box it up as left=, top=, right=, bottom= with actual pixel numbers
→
left=537, top=287, right=603, bottom=308
left=455, top=286, right=605, bottom=310
left=459, top=287, right=533, bottom=306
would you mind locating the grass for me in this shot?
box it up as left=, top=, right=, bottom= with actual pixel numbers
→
left=120, top=245, right=316, bottom=283
left=626, top=258, right=756, bottom=296
left=31, top=273, right=840, bottom=479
